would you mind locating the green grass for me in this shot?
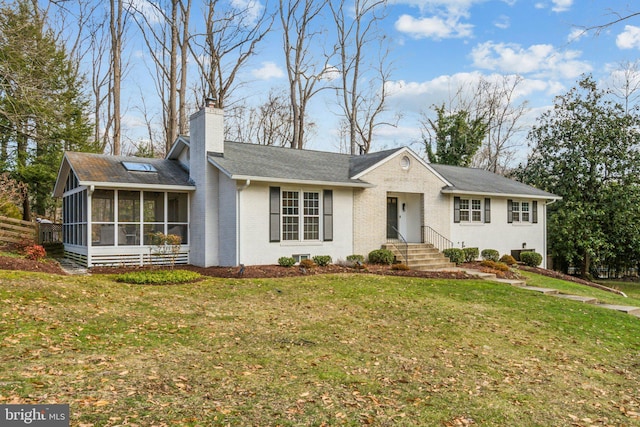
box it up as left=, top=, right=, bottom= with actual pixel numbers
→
left=0, top=270, right=639, bottom=426
left=596, top=280, right=640, bottom=300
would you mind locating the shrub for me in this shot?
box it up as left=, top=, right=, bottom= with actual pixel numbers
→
left=24, top=244, right=46, bottom=261
left=299, top=258, right=316, bottom=269
left=346, top=254, right=365, bottom=263
left=391, top=263, right=410, bottom=271
left=367, top=249, right=395, bottom=265
left=278, top=256, right=296, bottom=267
left=520, top=251, right=543, bottom=267
left=312, top=255, right=332, bottom=267
left=442, top=248, right=464, bottom=265
left=462, top=247, right=479, bottom=262
left=481, top=249, right=500, bottom=262
left=480, top=260, right=509, bottom=272
left=115, top=269, right=201, bottom=285
left=499, top=254, right=517, bottom=266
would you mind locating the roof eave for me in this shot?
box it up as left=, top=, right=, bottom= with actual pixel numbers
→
left=77, top=181, right=196, bottom=191
left=230, top=175, right=374, bottom=188
left=441, top=188, right=562, bottom=200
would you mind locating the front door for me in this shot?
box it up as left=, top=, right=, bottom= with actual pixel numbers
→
left=387, top=197, right=398, bottom=239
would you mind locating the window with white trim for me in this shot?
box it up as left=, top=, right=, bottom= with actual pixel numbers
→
left=459, top=198, right=482, bottom=222
left=508, top=199, right=537, bottom=224
left=454, top=197, right=491, bottom=224
left=282, top=191, right=299, bottom=241
left=281, top=190, right=321, bottom=241
left=303, top=192, right=320, bottom=240
left=270, top=187, right=332, bottom=243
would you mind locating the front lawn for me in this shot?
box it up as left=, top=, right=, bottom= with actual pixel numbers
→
left=0, top=270, right=639, bottom=426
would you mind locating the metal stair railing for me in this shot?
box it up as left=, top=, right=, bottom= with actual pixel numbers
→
left=387, top=226, right=409, bottom=265
left=421, top=226, right=453, bottom=251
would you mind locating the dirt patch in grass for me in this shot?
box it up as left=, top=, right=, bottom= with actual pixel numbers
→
left=0, top=254, right=67, bottom=275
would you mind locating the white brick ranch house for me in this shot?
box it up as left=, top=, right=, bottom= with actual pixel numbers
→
left=53, top=102, right=560, bottom=268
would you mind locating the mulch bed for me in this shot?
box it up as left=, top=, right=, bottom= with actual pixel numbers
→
left=1, top=251, right=627, bottom=293
left=90, top=263, right=474, bottom=280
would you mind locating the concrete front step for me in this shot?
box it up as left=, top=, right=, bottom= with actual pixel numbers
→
left=596, top=304, right=640, bottom=315
left=554, top=294, right=599, bottom=304
left=382, top=243, right=454, bottom=271
left=412, top=262, right=457, bottom=271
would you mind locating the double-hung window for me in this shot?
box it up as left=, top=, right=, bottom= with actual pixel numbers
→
left=508, top=200, right=537, bottom=224
left=454, top=197, right=490, bottom=223
left=270, top=187, right=333, bottom=242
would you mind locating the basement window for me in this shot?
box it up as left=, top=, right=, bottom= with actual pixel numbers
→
left=122, top=161, right=157, bottom=172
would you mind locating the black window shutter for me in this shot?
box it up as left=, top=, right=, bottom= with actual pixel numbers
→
left=454, top=197, right=461, bottom=223
left=323, top=190, right=333, bottom=241
left=507, top=199, right=513, bottom=224
left=269, top=187, right=280, bottom=242
left=532, top=201, right=538, bottom=223
left=484, top=198, right=491, bottom=223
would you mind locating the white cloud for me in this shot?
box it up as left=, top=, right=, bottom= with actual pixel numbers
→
left=616, top=25, right=640, bottom=50
left=551, top=0, right=572, bottom=12
left=395, top=14, right=473, bottom=39
left=251, top=62, right=284, bottom=80
left=126, top=0, right=164, bottom=25
left=567, top=28, right=586, bottom=42
left=385, top=72, right=564, bottom=115
left=470, top=41, right=591, bottom=79
left=230, top=0, right=264, bottom=25
left=494, top=15, right=510, bottom=30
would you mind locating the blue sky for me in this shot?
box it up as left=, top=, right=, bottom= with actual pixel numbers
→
left=114, top=0, right=640, bottom=162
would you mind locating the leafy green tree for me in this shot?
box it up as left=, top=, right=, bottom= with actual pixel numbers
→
left=424, top=104, right=487, bottom=166
left=518, top=75, right=640, bottom=277
left=0, top=1, right=95, bottom=220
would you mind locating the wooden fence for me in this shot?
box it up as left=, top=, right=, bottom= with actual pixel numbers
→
left=0, top=215, right=62, bottom=245
left=0, top=215, right=36, bottom=244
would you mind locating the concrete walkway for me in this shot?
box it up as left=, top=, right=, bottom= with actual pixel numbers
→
left=58, top=258, right=89, bottom=275
left=461, top=269, right=640, bottom=319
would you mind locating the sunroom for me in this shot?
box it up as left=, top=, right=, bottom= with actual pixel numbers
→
left=53, top=152, right=195, bottom=267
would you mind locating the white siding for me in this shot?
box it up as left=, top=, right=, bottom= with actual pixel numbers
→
left=449, top=196, right=548, bottom=267
left=238, top=183, right=354, bottom=265
left=218, top=173, right=237, bottom=266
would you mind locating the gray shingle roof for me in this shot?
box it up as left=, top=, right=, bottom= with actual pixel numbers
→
left=208, top=141, right=375, bottom=187
left=430, top=164, right=559, bottom=199
left=64, top=152, right=192, bottom=187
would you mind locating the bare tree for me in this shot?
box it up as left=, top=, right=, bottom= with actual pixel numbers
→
left=330, top=0, right=393, bottom=154
left=471, top=75, right=529, bottom=174
left=578, top=9, right=640, bottom=36
left=109, top=0, right=124, bottom=155
left=608, top=60, right=640, bottom=114
left=279, top=0, right=331, bottom=149
left=130, top=0, right=192, bottom=154
left=226, top=89, right=294, bottom=147
left=190, top=0, right=273, bottom=109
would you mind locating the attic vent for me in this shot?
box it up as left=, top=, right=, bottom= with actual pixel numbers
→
left=122, top=161, right=157, bottom=172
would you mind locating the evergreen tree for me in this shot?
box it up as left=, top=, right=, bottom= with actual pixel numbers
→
left=518, top=75, right=640, bottom=277
left=0, top=0, right=95, bottom=219
left=424, top=104, right=487, bottom=167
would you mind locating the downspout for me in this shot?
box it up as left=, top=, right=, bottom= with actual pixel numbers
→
left=543, top=198, right=557, bottom=269
left=236, top=179, right=251, bottom=266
